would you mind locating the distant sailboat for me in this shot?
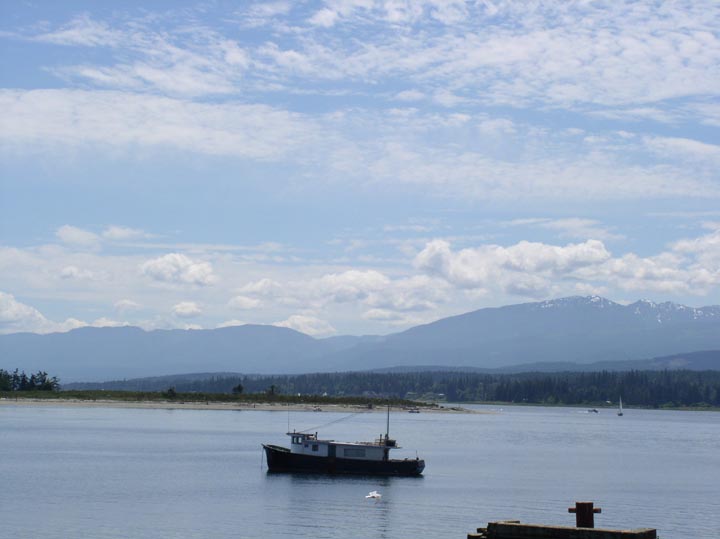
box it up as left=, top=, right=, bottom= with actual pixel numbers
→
left=617, top=397, right=624, bottom=417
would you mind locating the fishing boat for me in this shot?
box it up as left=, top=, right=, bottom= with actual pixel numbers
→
left=262, top=407, right=425, bottom=476
left=617, top=397, right=624, bottom=416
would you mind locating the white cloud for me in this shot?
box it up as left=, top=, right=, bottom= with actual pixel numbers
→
left=503, top=273, right=550, bottom=299
left=231, top=269, right=448, bottom=327
left=0, top=291, right=49, bottom=333
left=89, top=317, right=126, bottom=328
left=0, top=291, right=87, bottom=334
left=233, top=0, right=720, bottom=116
left=33, top=15, right=123, bottom=47
left=239, top=2, right=293, bottom=28
left=221, top=41, right=250, bottom=68
left=11, top=2, right=719, bottom=124
left=141, top=253, right=216, bottom=286
left=237, top=271, right=394, bottom=310
left=688, top=102, right=720, bottom=127
left=477, top=118, right=516, bottom=135
left=413, top=239, right=485, bottom=288
left=414, top=238, right=612, bottom=293
left=2, top=220, right=720, bottom=336
left=313, top=270, right=390, bottom=303
left=672, top=226, right=720, bottom=268
left=238, top=278, right=284, bottom=297
left=0, top=89, right=322, bottom=160
left=173, top=301, right=202, bottom=318
left=59, top=265, right=99, bottom=281
left=2, top=89, right=717, bottom=203
left=433, top=90, right=468, bottom=107
left=114, top=299, right=142, bottom=312
left=644, top=136, right=720, bottom=165
left=309, top=8, right=340, bottom=27
left=394, top=89, right=425, bottom=101
left=361, top=308, right=428, bottom=327
left=500, top=239, right=613, bottom=273
left=274, top=314, right=336, bottom=336
left=216, top=319, right=246, bottom=328
left=535, top=219, right=623, bottom=242
left=343, top=136, right=720, bottom=200
left=362, top=308, right=404, bottom=321
left=55, top=225, right=100, bottom=248
left=30, top=16, right=253, bottom=98
left=228, top=295, right=261, bottom=310
left=365, top=275, right=448, bottom=312
left=55, top=318, right=88, bottom=332
left=412, top=229, right=720, bottom=302
left=63, top=60, right=236, bottom=98
left=102, top=225, right=150, bottom=241
left=593, top=253, right=698, bottom=294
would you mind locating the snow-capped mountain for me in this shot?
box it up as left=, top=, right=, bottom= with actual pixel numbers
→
left=1, top=296, right=719, bottom=381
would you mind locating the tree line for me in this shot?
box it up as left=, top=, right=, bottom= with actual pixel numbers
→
left=66, top=369, right=720, bottom=408
left=0, top=369, right=60, bottom=392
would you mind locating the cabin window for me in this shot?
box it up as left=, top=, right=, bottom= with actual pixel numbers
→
left=344, top=448, right=366, bottom=458
left=312, top=444, right=319, bottom=452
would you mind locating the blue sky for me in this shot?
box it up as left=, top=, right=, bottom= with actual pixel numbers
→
left=1, top=0, right=719, bottom=336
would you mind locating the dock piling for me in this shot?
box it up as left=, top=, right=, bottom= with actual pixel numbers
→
left=569, top=501, right=602, bottom=528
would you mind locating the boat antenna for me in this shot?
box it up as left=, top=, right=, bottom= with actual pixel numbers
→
left=299, top=411, right=367, bottom=434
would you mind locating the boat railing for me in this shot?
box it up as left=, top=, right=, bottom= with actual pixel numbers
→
left=373, top=435, right=398, bottom=447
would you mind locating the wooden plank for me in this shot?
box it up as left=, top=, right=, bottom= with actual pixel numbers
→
left=486, top=522, right=656, bottom=539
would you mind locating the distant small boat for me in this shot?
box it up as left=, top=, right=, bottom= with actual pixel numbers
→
left=617, top=397, right=624, bottom=417
left=588, top=408, right=599, bottom=413
left=365, top=490, right=382, bottom=499
left=408, top=408, right=420, bottom=413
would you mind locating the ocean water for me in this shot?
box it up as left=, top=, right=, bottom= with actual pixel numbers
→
left=1, top=403, right=718, bottom=539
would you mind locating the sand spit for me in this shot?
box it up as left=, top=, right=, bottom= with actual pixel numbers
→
left=0, top=397, right=481, bottom=414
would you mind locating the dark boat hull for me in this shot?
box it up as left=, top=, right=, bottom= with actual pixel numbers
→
left=262, top=444, right=425, bottom=476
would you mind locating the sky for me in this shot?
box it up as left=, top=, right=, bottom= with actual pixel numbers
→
left=1, top=0, right=719, bottom=337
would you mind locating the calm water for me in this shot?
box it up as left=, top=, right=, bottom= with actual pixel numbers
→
left=1, top=404, right=718, bottom=539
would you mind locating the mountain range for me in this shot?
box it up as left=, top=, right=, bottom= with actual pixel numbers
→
left=1, top=296, right=719, bottom=382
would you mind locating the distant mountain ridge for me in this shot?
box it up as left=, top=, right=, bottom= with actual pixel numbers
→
left=321, top=296, right=720, bottom=371
left=370, top=350, right=720, bottom=374
left=2, top=295, right=719, bottom=381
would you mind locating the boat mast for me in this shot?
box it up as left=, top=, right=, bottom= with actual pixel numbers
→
left=386, top=404, right=390, bottom=441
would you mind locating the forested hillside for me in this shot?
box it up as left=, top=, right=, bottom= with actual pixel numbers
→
left=65, top=369, right=720, bottom=408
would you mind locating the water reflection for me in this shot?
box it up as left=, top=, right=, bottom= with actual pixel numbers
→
left=264, top=473, right=419, bottom=539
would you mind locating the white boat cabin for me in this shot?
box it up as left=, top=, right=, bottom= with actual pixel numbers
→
left=287, top=431, right=397, bottom=461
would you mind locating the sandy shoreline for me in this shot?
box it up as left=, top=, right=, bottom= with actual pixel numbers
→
left=0, top=397, right=480, bottom=414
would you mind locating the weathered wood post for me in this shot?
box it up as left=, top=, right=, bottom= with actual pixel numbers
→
left=568, top=501, right=602, bottom=528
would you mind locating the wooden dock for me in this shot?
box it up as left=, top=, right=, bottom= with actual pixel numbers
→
left=468, top=521, right=656, bottom=539
left=468, top=503, right=656, bottom=539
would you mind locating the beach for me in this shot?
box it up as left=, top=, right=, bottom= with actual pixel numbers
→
left=0, top=397, right=478, bottom=413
